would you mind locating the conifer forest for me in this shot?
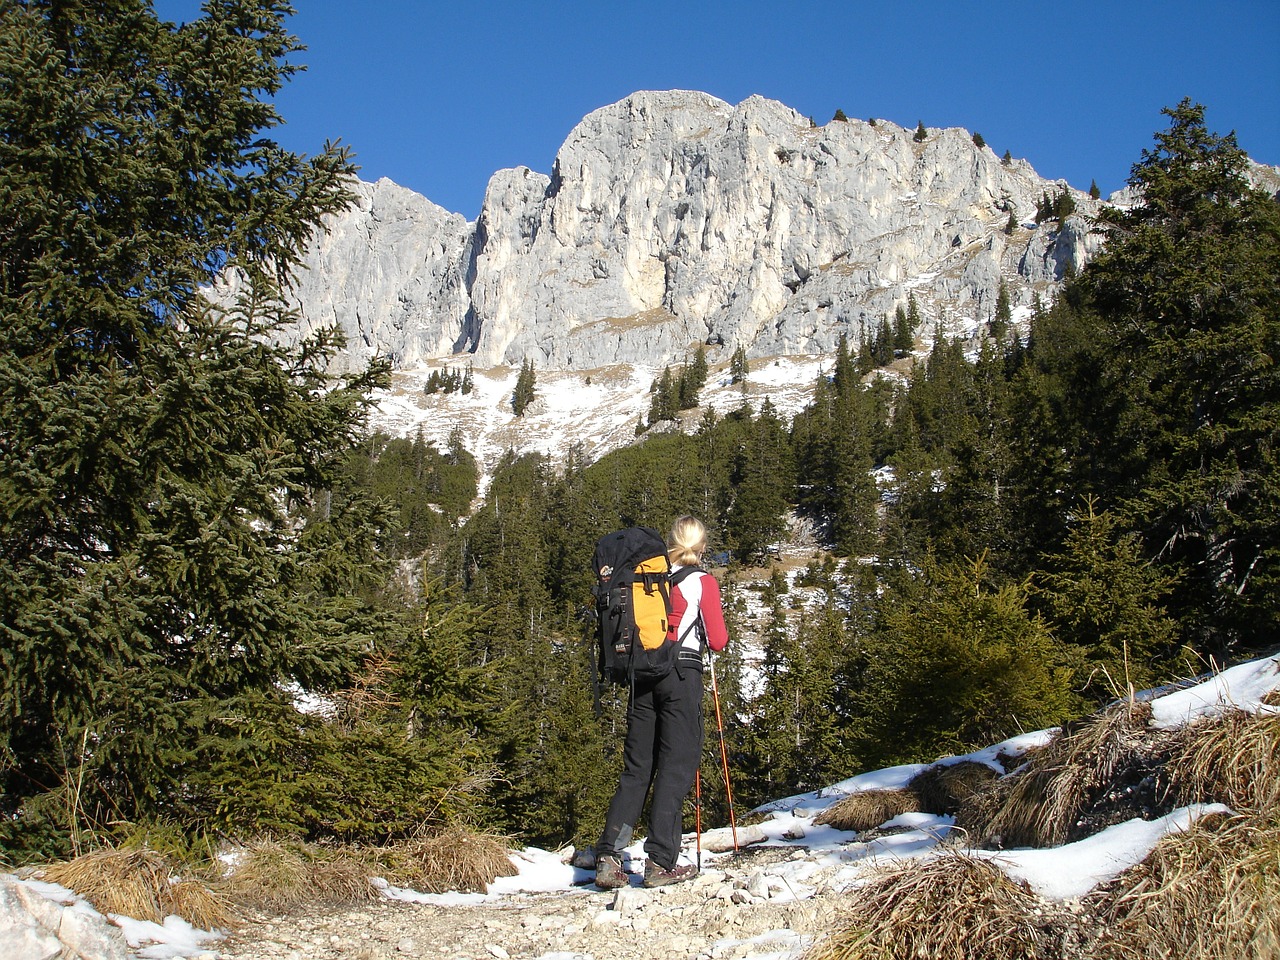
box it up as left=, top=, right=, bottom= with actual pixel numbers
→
left=2, top=2, right=1277, bottom=864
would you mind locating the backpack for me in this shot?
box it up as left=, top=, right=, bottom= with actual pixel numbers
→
left=592, top=527, right=702, bottom=686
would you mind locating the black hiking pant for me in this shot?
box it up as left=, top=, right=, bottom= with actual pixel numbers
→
left=596, top=656, right=704, bottom=871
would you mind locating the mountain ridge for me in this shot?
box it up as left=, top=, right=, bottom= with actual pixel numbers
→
left=236, top=90, right=1110, bottom=375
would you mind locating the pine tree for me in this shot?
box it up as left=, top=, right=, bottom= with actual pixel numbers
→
left=914, top=120, right=928, bottom=142
left=1089, top=179, right=1101, bottom=200
left=512, top=359, right=537, bottom=416
left=729, top=345, right=750, bottom=386
left=832, top=108, right=848, bottom=123
left=0, top=0, right=387, bottom=856
left=855, top=556, right=1076, bottom=766
left=892, top=304, right=915, bottom=356
left=1067, top=100, right=1280, bottom=655
left=972, top=132, right=986, bottom=149
left=648, top=366, right=679, bottom=424
left=726, top=401, right=794, bottom=561
left=990, top=281, right=1013, bottom=341
left=1034, top=499, right=1180, bottom=700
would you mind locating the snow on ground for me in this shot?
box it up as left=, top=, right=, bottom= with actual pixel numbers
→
left=366, top=355, right=828, bottom=494
left=15, top=653, right=1277, bottom=959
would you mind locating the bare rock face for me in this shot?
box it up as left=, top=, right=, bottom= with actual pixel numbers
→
left=274, top=91, right=1107, bottom=373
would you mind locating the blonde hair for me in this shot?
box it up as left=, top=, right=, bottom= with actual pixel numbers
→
left=668, top=515, right=707, bottom=567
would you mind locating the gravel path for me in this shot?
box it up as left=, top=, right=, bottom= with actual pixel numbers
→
left=212, top=853, right=853, bottom=960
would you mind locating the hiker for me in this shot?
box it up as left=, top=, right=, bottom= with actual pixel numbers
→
left=594, top=515, right=729, bottom=888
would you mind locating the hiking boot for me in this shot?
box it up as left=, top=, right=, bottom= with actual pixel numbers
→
left=594, top=854, right=628, bottom=889
left=643, top=860, right=697, bottom=888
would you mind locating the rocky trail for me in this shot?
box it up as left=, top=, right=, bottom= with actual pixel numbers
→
left=213, top=848, right=849, bottom=960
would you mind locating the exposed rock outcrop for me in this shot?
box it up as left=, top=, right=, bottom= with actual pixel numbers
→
left=261, top=91, right=1109, bottom=373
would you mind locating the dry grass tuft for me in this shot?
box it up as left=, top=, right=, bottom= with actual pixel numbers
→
left=803, top=852, right=1043, bottom=960
left=42, top=848, right=232, bottom=929
left=377, top=825, right=515, bottom=894
left=908, top=761, right=999, bottom=815
left=218, top=840, right=378, bottom=915
left=1087, top=812, right=1280, bottom=960
left=1167, top=709, right=1280, bottom=815
left=813, top=789, right=918, bottom=833
left=961, top=701, right=1158, bottom=848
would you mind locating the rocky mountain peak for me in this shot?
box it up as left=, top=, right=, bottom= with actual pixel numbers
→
left=265, top=91, right=1106, bottom=374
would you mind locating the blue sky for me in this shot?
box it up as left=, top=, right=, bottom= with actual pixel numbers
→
left=154, top=1, right=1279, bottom=221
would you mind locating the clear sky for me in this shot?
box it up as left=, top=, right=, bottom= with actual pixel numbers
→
left=153, top=1, right=1278, bottom=221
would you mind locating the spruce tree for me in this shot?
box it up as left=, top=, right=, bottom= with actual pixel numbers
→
left=892, top=304, right=915, bottom=356
left=1034, top=499, right=1180, bottom=700
left=729, top=345, right=750, bottom=386
left=1069, top=101, right=1280, bottom=655
left=0, top=0, right=387, bottom=856
left=512, top=359, right=537, bottom=416
left=914, top=120, right=928, bottom=142
left=855, top=556, right=1076, bottom=766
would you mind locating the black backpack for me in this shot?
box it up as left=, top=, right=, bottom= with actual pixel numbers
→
left=592, top=527, right=702, bottom=686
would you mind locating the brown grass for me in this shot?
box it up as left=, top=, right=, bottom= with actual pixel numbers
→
left=803, top=853, right=1043, bottom=960
left=376, top=824, right=516, bottom=894
left=960, top=701, right=1158, bottom=848
left=908, top=760, right=999, bottom=815
left=1167, top=709, right=1280, bottom=815
left=41, top=848, right=232, bottom=929
left=1086, top=812, right=1280, bottom=960
left=813, top=789, right=918, bottom=833
left=217, top=839, right=378, bottom=915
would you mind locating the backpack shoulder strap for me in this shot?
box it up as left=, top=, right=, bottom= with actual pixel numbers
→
left=669, top=566, right=708, bottom=647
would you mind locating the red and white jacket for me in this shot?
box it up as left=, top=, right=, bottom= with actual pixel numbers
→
left=667, top=566, right=729, bottom=654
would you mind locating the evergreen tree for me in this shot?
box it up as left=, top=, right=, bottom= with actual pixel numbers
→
left=892, top=303, right=915, bottom=356
left=832, top=108, right=848, bottom=123
left=512, top=359, right=537, bottom=416
left=1054, top=187, right=1077, bottom=221
left=729, top=345, right=750, bottom=386
left=0, top=0, right=388, bottom=857
left=1002, top=149, right=1013, bottom=165
left=726, top=401, right=794, bottom=561
left=1089, top=179, right=1101, bottom=200
left=648, top=366, right=679, bottom=424
left=872, top=316, right=894, bottom=366
left=1034, top=500, right=1180, bottom=701
left=972, top=132, right=986, bottom=149
left=854, top=557, right=1076, bottom=767
left=677, top=345, right=709, bottom=410
left=914, top=120, right=928, bottom=142
left=1068, top=101, right=1280, bottom=655
left=990, top=281, right=1013, bottom=341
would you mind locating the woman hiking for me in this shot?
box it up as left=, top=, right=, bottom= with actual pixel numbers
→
left=594, top=515, right=730, bottom=888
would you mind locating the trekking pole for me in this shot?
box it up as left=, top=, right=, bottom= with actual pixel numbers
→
left=708, top=653, right=739, bottom=852
left=694, top=769, right=703, bottom=871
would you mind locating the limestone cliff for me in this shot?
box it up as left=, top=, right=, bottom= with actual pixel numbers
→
left=269, top=91, right=1108, bottom=372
